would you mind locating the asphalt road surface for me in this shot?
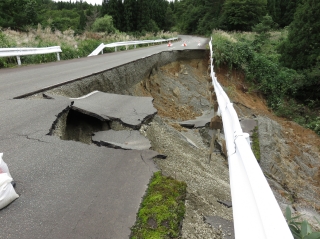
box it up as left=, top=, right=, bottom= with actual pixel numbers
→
left=0, top=35, right=209, bottom=239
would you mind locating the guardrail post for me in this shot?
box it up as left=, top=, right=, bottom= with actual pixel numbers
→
left=243, top=133, right=251, bottom=146
left=56, top=53, right=60, bottom=61
left=101, top=49, right=104, bottom=54
left=16, top=56, right=21, bottom=66
left=134, top=44, right=136, bottom=49
left=115, top=47, right=117, bottom=52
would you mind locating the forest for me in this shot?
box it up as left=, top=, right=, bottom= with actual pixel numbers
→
left=0, top=0, right=319, bottom=136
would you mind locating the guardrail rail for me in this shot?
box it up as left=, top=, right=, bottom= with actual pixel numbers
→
left=88, top=37, right=178, bottom=57
left=209, top=38, right=293, bottom=239
left=0, top=46, right=62, bottom=66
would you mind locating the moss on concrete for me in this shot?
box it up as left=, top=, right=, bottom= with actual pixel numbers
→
left=131, top=171, right=187, bottom=239
left=252, top=126, right=261, bottom=162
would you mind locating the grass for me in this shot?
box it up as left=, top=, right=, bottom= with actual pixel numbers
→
left=0, top=26, right=178, bottom=68
left=251, top=126, right=261, bottom=162
left=130, top=171, right=187, bottom=239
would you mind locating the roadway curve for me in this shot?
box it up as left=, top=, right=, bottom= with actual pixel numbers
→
left=0, top=35, right=209, bottom=239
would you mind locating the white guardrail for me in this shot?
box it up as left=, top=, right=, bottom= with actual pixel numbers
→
left=209, top=38, right=293, bottom=239
left=0, top=46, right=62, bottom=66
left=88, top=37, right=178, bottom=57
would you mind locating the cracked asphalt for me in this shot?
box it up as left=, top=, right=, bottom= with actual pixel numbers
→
left=0, top=36, right=209, bottom=239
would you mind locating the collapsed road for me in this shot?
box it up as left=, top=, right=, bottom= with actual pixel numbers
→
left=0, top=36, right=235, bottom=239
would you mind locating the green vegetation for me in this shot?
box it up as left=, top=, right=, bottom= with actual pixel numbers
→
left=251, top=126, right=261, bottom=162
left=219, top=0, right=267, bottom=31
left=211, top=13, right=320, bottom=136
left=278, top=0, right=320, bottom=103
left=285, top=206, right=320, bottom=239
left=0, top=27, right=176, bottom=68
left=130, top=172, right=187, bottom=239
left=91, top=15, right=116, bottom=33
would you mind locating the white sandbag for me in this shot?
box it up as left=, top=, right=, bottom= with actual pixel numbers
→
left=0, top=173, right=19, bottom=209
left=0, top=153, right=12, bottom=178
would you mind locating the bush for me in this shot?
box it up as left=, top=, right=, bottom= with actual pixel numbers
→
left=92, top=15, right=116, bottom=33
left=212, top=32, right=300, bottom=108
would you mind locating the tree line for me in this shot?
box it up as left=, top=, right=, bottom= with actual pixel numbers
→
left=0, top=0, right=303, bottom=35
left=0, top=0, right=319, bottom=110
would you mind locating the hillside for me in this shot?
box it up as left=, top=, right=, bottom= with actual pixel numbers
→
left=215, top=64, right=320, bottom=229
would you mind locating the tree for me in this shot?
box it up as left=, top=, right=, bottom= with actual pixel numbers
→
left=123, top=0, right=136, bottom=32
left=0, top=0, right=38, bottom=29
left=101, top=0, right=123, bottom=31
left=252, top=14, right=276, bottom=35
left=279, top=0, right=320, bottom=70
left=220, top=0, right=267, bottom=31
left=164, top=6, right=175, bottom=31
left=38, top=9, right=80, bottom=31
left=267, top=0, right=301, bottom=27
left=136, top=0, right=152, bottom=32
left=278, top=0, right=320, bottom=101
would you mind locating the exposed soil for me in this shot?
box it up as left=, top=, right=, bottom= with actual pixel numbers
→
left=214, top=65, right=320, bottom=228
left=134, top=58, right=320, bottom=234
left=132, top=59, right=233, bottom=238
left=47, top=53, right=320, bottom=237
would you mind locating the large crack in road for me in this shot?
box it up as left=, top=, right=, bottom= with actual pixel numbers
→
left=7, top=50, right=234, bottom=239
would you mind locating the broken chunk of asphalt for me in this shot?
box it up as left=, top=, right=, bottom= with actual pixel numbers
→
left=217, top=200, right=232, bottom=208
left=204, top=215, right=235, bottom=239
left=70, top=91, right=157, bottom=129
left=92, top=130, right=151, bottom=150
left=179, top=109, right=215, bottom=128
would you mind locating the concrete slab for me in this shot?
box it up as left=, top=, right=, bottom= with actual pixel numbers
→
left=217, top=200, right=232, bottom=208
left=92, top=130, right=151, bottom=150
left=179, top=109, right=215, bottom=128
left=240, top=118, right=257, bottom=136
left=204, top=215, right=235, bottom=239
left=71, top=91, right=157, bottom=128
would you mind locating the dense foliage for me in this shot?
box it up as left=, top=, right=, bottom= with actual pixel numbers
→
left=278, top=0, right=320, bottom=103
left=101, top=0, right=174, bottom=34
left=219, top=0, right=267, bottom=31
left=0, top=0, right=302, bottom=35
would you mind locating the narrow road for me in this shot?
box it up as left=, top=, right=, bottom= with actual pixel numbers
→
left=0, top=35, right=209, bottom=239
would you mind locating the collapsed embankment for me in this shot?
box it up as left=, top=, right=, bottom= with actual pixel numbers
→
left=24, top=50, right=207, bottom=99
left=22, top=48, right=320, bottom=237
left=34, top=49, right=234, bottom=238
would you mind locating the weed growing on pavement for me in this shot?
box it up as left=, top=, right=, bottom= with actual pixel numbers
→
left=130, top=171, right=187, bottom=239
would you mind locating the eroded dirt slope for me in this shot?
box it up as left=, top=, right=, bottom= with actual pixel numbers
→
left=215, top=65, right=320, bottom=228
left=131, top=59, right=233, bottom=238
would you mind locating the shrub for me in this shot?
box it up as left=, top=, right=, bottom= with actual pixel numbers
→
left=92, top=15, right=116, bottom=33
left=212, top=31, right=300, bottom=108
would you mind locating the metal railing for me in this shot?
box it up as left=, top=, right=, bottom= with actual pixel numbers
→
left=88, top=37, right=178, bottom=57
left=0, top=46, right=62, bottom=66
left=209, top=38, right=293, bottom=239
